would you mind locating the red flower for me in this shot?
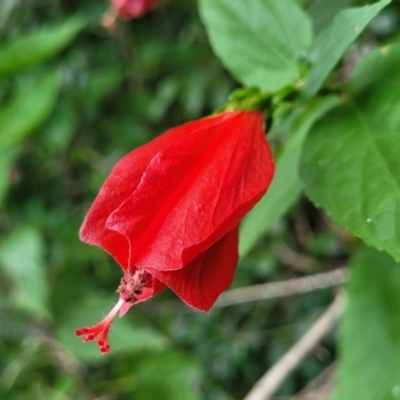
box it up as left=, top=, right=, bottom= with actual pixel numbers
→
left=76, top=111, right=274, bottom=353
left=112, top=0, right=160, bottom=20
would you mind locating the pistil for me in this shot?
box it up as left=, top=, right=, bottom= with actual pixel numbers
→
left=75, top=297, right=124, bottom=353
left=75, top=269, right=151, bottom=353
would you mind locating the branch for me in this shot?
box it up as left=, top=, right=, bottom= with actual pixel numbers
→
left=243, top=294, right=344, bottom=400
left=290, top=363, right=336, bottom=400
left=214, top=268, right=346, bottom=307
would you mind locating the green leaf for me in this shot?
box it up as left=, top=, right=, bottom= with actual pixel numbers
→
left=0, top=17, right=85, bottom=77
left=332, top=248, right=400, bottom=400
left=307, top=0, right=352, bottom=35
left=301, top=42, right=400, bottom=261
left=239, top=96, right=340, bottom=257
left=0, top=71, right=59, bottom=152
left=0, top=0, right=16, bottom=30
left=198, top=0, right=312, bottom=92
left=0, top=227, right=49, bottom=319
left=131, top=351, right=202, bottom=400
left=302, top=0, right=391, bottom=98
left=57, top=294, right=169, bottom=362
left=40, top=99, right=79, bottom=154
left=0, top=148, right=18, bottom=208
left=79, top=68, right=124, bottom=121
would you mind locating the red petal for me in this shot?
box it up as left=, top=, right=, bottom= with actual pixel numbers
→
left=80, top=115, right=227, bottom=269
left=112, top=0, right=160, bottom=20
left=107, top=111, right=274, bottom=271
left=148, top=225, right=239, bottom=311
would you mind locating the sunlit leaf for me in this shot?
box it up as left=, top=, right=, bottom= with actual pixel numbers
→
left=239, top=96, right=340, bottom=257
left=0, top=227, right=49, bottom=319
left=0, top=71, right=59, bottom=152
left=0, top=17, right=85, bottom=77
left=302, top=0, right=391, bottom=97
left=332, top=248, right=400, bottom=400
left=199, top=0, right=312, bottom=92
left=301, top=42, right=400, bottom=261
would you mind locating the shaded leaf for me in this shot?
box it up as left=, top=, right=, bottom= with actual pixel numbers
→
left=79, top=68, right=124, bottom=121
left=301, top=42, right=400, bottom=261
left=239, top=96, right=340, bottom=257
left=0, top=71, right=59, bottom=152
left=131, top=351, right=202, bottom=400
left=0, top=1, right=17, bottom=30
left=332, top=248, right=400, bottom=400
left=0, top=227, right=49, bottom=319
left=40, top=98, right=79, bottom=154
left=0, top=17, right=85, bottom=77
left=307, top=0, right=352, bottom=35
left=0, top=148, right=18, bottom=208
left=302, top=0, right=391, bottom=98
left=198, top=0, right=312, bottom=92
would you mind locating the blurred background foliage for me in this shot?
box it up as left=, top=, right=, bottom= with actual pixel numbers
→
left=0, top=0, right=399, bottom=399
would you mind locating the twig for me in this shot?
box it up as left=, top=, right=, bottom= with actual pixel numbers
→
left=214, top=269, right=346, bottom=307
left=243, top=295, right=344, bottom=400
left=152, top=269, right=346, bottom=315
left=290, top=363, right=336, bottom=400
left=274, top=245, right=315, bottom=273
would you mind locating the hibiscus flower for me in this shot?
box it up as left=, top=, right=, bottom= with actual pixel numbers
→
left=76, top=110, right=274, bottom=353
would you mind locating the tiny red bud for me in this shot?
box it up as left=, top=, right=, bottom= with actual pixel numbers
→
left=111, top=0, right=160, bottom=20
